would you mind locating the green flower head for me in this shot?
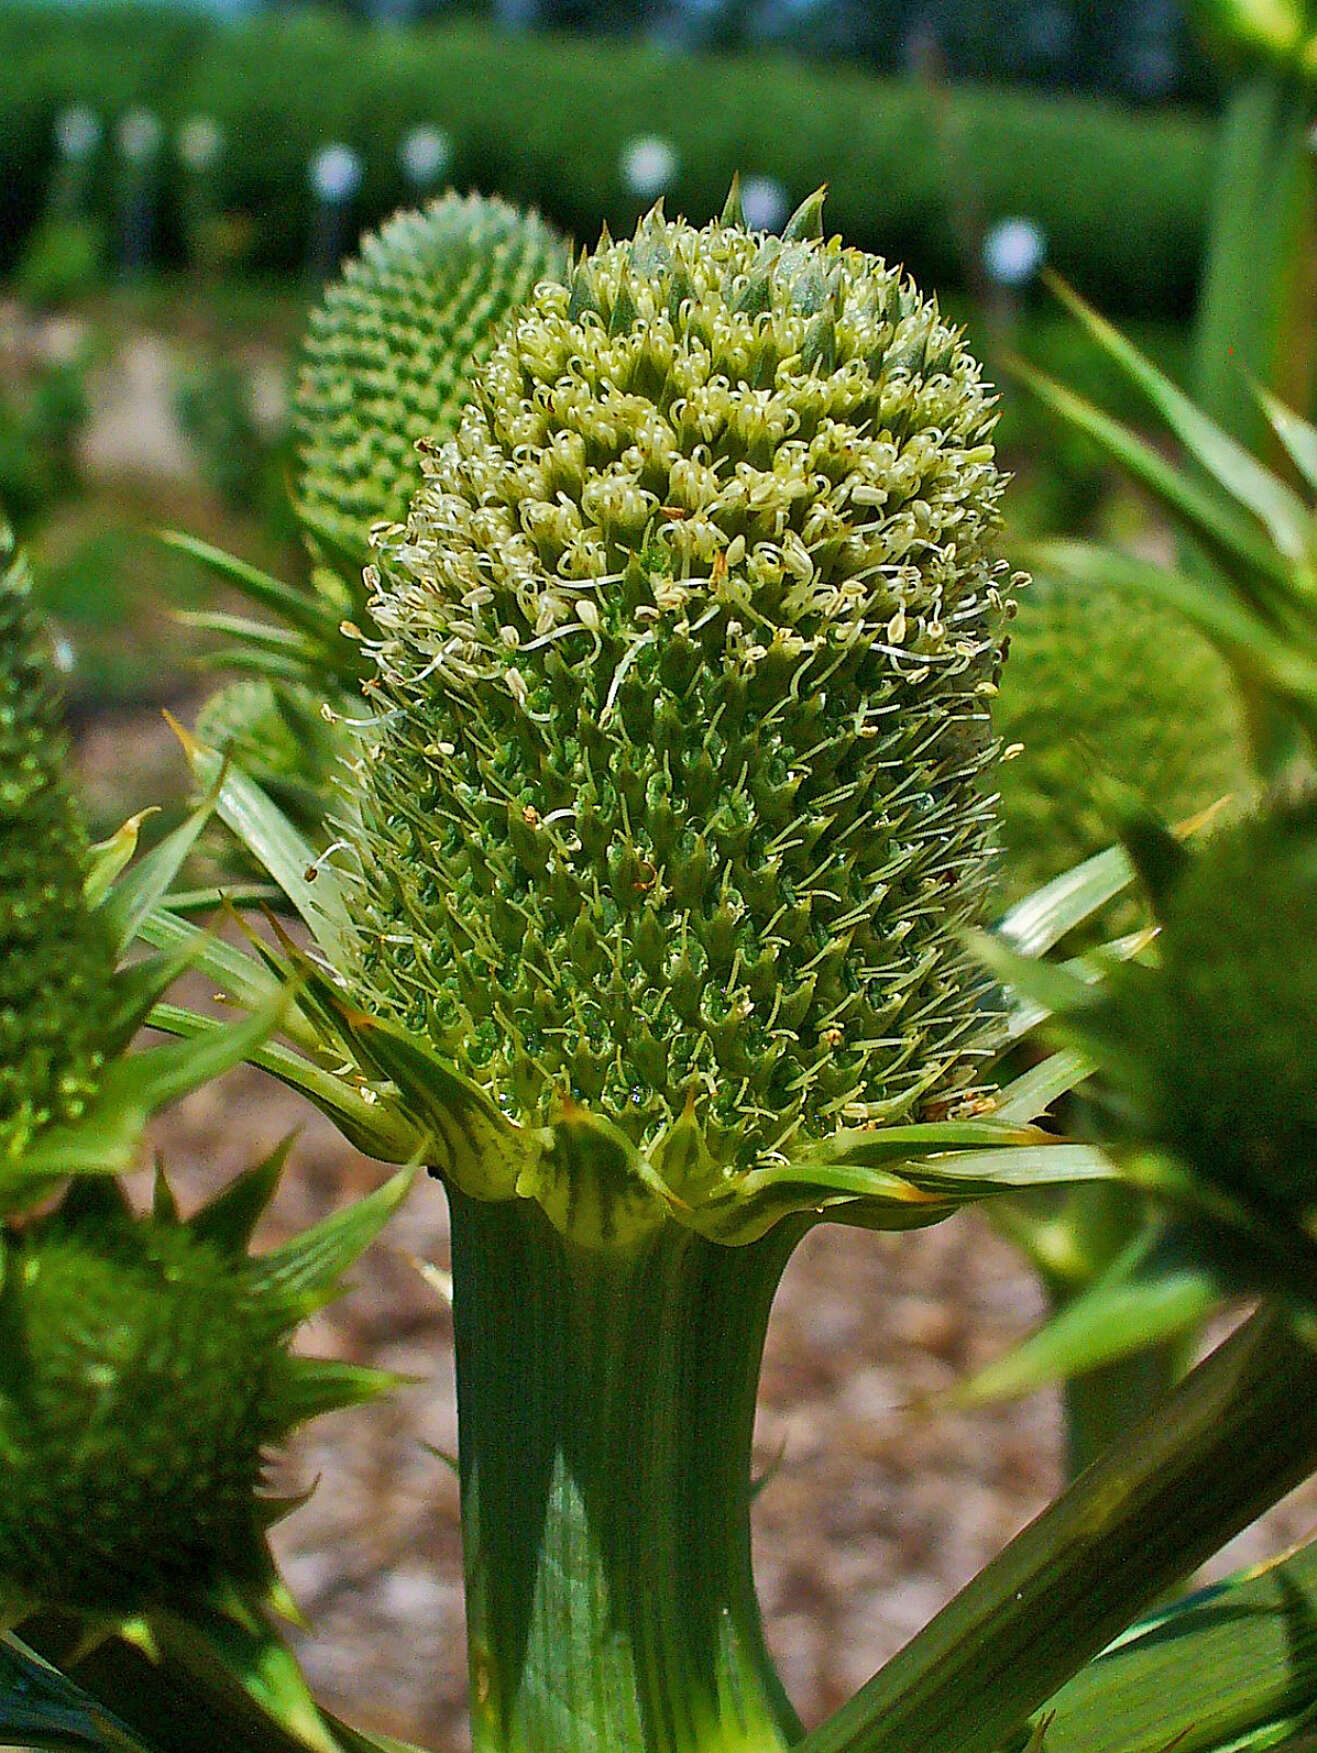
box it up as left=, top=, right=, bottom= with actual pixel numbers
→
left=346, top=192, right=1011, bottom=1172
left=0, top=523, right=114, bottom=1163
left=0, top=1157, right=408, bottom=1622
left=296, top=191, right=570, bottom=555
left=1094, top=805, right=1317, bottom=1219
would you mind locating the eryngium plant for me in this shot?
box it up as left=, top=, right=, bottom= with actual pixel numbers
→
left=92, top=192, right=1317, bottom=1753
left=296, top=192, right=570, bottom=556
left=352, top=192, right=1010, bottom=1174
left=0, top=1158, right=407, bottom=1629
left=994, top=572, right=1248, bottom=912
left=0, top=523, right=113, bottom=1160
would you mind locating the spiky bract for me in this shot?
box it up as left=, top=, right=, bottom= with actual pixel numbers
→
left=995, top=573, right=1249, bottom=909
left=0, top=1160, right=405, bottom=1619
left=296, top=192, right=570, bottom=554
left=351, top=196, right=1010, bottom=1169
left=0, top=524, right=113, bottom=1160
left=1093, top=806, right=1317, bottom=1217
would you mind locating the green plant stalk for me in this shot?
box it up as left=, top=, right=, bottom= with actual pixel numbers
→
left=795, top=1306, right=1317, bottom=1753
left=448, top=1185, right=803, bottom=1753
left=1193, top=70, right=1316, bottom=452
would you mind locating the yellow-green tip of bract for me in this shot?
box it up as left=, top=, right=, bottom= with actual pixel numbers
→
left=0, top=523, right=114, bottom=1162
left=296, top=191, right=571, bottom=554
left=349, top=195, right=1011, bottom=1170
left=0, top=1155, right=409, bottom=1620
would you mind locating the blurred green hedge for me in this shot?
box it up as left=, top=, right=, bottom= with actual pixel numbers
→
left=1, top=6, right=1214, bottom=314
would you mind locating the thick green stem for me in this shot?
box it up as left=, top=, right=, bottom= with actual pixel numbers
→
left=448, top=1186, right=802, bottom=1753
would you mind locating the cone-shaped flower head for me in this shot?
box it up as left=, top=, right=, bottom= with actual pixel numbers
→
left=995, top=573, right=1249, bottom=910
left=348, top=194, right=1009, bottom=1170
left=296, top=192, right=570, bottom=554
left=1089, top=806, right=1317, bottom=1219
left=0, top=1155, right=409, bottom=1619
left=0, top=523, right=114, bottom=1162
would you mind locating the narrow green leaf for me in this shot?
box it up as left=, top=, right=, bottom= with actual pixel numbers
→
left=992, top=1050, right=1096, bottom=1124
left=698, top=1140, right=1116, bottom=1245
left=158, top=885, right=285, bottom=915
left=158, top=531, right=340, bottom=647
left=1028, top=1536, right=1317, bottom=1753
left=247, top=1166, right=416, bottom=1311
left=0, top=1635, right=153, bottom=1752
left=101, top=950, right=198, bottom=1052
left=952, top=1229, right=1223, bottom=1408
left=969, top=928, right=1098, bottom=1018
left=174, top=727, right=350, bottom=962
left=145, top=1002, right=425, bottom=1162
left=154, top=1608, right=340, bottom=1753
left=324, top=1717, right=433, bottom=1753
left=806, top=1120, right=1050, bottom=1167
left=996, top=843, right=1136, bottom=957
left=195, top=648, right=328, bottom=687
left=178, top=611, right=321, bottom=660
left=1016, top=362, right=1293, bottom=604
left=275, top=1358, right=407, bottom=1425
left=1259, top=384, right=1317, bottom=497
left=138, top=910, right=291, bottom=1022
left=96, top=997, right=284, bottom=1118
left=896, top=1143, right=1115, bottom=1195
left=1047, top=275, right=1315, bottom=569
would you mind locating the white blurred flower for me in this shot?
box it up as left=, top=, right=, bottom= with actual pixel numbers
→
left=310, top=143, right=363, bottom=203
left=982, top=216, right=1046, bottom=289
left=177, top=115, right=223, bottom=174
left=398, top=124, right=451, bottom=188
left=116, top=109, right=162, bottom=165
left=740, top=175, right=789, bottom=234
left=55, top=105, right=100, bottom=161
left=620, top=134, right=677, bottom=200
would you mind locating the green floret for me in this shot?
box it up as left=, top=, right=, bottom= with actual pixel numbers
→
left=348, top=194, right=1011, bottom=1168
left=0, top=523, right=114, bottom=1160
left=296, top=191, right=570, bottom=554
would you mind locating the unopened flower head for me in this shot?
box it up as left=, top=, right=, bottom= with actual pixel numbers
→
left=1099, top=804, right=1317, bottom=1215
left=351, top=193, right=1010, bottom=1168
left=0, top=1161, right=403, bottom=1619
left=0, top=526, right=113, bottom=1162
left=297, top=192, right=569, bottom=549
